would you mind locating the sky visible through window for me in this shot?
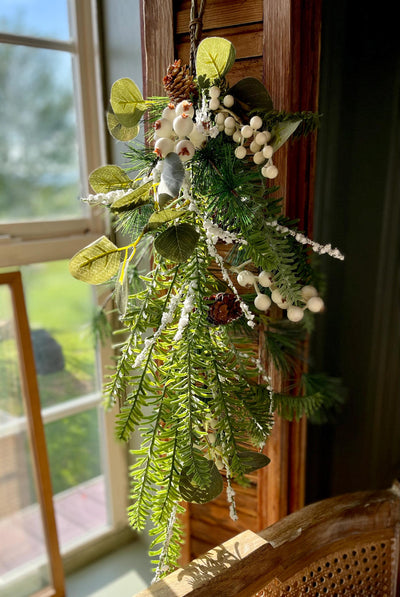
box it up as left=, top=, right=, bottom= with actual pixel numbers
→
left=0, top=0, right=70, bottom=40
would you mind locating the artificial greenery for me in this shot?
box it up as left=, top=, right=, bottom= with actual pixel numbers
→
left=69, top=37, right=344, bottom=577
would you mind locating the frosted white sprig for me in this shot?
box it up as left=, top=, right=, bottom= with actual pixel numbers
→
left=203, top=217, right=247, bottom=246
left=195, top=95, right=219, bottom=138
left=267, top=220, right=345, bottom=260
left=133, top=286, right=185, bottom=369
left=223, top=457, right=238, bottom=521
left=81, top=188, right=133, bottom=206
left=152, top=503, right=178, bottom=583
left=173, top=279, right=197, bottom=342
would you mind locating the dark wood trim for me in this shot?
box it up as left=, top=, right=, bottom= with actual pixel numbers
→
left=1, top=271, right=65, bottom=596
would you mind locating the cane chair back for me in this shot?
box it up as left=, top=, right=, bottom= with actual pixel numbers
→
left=136, top=482, right=400, bottom=596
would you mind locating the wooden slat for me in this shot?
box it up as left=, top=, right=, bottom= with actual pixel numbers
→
left=140, top=0, right=174, bottom=97
left=176, top=23, right=263, bottom=62
left=175, top=0, right=262, bottom=34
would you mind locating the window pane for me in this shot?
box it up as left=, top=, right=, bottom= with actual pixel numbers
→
left=0, top=0, right=70, bottom=40
left=47, top=409, right=109, bottom=550
left=0, top=284, right=51, bottom=595
left=20, top=260, right=99, bottom=407
left=0, top=45, right=82, bottom=222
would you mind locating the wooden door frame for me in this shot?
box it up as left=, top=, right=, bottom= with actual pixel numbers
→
left=140, top=0, right=322, bottom=545
left=1, top=271, right=65, bottom=597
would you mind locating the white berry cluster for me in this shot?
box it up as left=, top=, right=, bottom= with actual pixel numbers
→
left=208, top=86, right=278, bottom=179
left=153, top=100, right=207, bottom=162
left=236, top=269, right=324, bottom=322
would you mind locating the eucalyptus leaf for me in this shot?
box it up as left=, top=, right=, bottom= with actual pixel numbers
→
left=110, top=78, right=147, bottom=128
left=154, top=223, right=199, bottom=262
left=161, top=153, right=185, bottom=197
left=270, top=120, right=301, bottom=152
left=107, top=109, right=140, bottom=142
left=237, top=450, right=271, bottom=473
left=111, top=180, right=153, bottom=212
left=196, top=37, right=236, bottom=82
left=229, top=77, right=274, bottom=112
left=145, top=208, right=187, bottom=231
left=89, top=165, right=132, bottom=194
left=179, top=460, right=223, bottom=504
left=69, top=236, right=120, bottom=285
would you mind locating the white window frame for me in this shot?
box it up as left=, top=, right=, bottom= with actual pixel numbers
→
left=0, top=0, right=129, bottom=549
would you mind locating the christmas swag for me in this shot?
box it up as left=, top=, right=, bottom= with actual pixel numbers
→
left=69, top=37, right=344, bottom=577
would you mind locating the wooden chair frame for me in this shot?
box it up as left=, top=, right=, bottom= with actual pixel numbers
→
left=136, top=483, right=400, bottom=596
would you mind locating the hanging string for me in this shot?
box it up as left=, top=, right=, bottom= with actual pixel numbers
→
left=189, top=0, right=207, bottom=76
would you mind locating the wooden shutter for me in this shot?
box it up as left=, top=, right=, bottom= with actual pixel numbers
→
left=141, top=0, right=321, bottom=562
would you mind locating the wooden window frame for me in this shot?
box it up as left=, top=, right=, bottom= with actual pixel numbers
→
left=1, top=271, right=64, bottom=597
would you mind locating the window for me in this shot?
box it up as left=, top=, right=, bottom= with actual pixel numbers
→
left=0, top=1, right=128, bottom=592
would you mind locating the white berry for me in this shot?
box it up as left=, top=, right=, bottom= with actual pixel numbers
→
left=254, top=294, right=272, bottom=311
left=237, top=270, right=255, bottom=286
left=162, top=104, right=176, bottom=121
left=250, top=140, right=261, bottom=153
left=250, top=115, right=263, bottom=130
left=258, top=271, right=273, bottom=287
left=271, top=289, right=290, bottom=309
left=224, top=116, right=235, bottom=129
left=233, top=130, right=242, bottom=143
left=307, top=296, right=325, bottom=313
left=223, top=94, right=234, bottom=108
left=263, top=130, right=272, bottom=142
left=241, top=125, right=253, bottom=139
left=209, top=86, right=220, bottom=99
left=234, top=146, right=247, bottom=159
left=215, top=112, right=225, bottom=125
left=209, top=98, right=220, bottom=111
left=287, top=306, right=304, bottom=322
left=175, top=100, right=194, bottom=118
left=173, top=114, right=193, bottom=138
left=262, top=164, right=279, bottom=179
left=224, top=127, right=235, bottom=136
left=154, top=137, right=175, bottom=158
left=253, top=151, right=265, bottom=165
left=262, top=145, right=273, bottom=159
left=255, top=132, right=268, bottom=145
left=301, top=285, right=318, bottom=301
left=175, top=139, right=195, bottom=162
left=153, top=118, right=173, bottom=138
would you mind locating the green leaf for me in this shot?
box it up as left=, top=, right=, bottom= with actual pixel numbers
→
left=89, top=165, right=132, bottom=194
left=69, top=236, right=120, bottom=285
left=111, top=180, right=153, bottom=212
left=270, top=120, right=301, bottom=152
left=179, top=460, right=223, bottom=504
left=107, top=109, right=140, bottom=142
left=196, top=37, right=236, bottom=82
left=229, top=77, right=274, bottom=112
left=145, top=208, right=187, bottom=231
left=161, top=153, right=185, bottom=197
left=110, top=78, right=147, bottom=128
left=154, top=223, right=199, bottom=262
left=237, top=450, right=270, bottom=473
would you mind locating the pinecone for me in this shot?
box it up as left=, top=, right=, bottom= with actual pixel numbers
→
left=206, top=293, right=243, bottom=325
left=163, top=59, right=198, bottom=104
